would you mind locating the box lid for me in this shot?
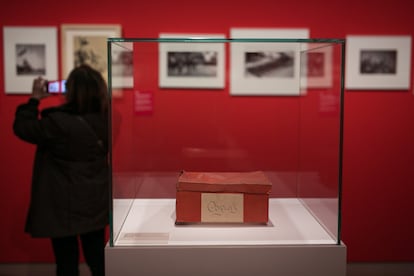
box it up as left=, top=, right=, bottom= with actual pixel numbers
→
left=177, top=171, right=272, bottom=194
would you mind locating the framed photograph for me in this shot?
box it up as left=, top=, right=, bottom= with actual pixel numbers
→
left=301, top=43, right=333, bottom=89
left=159, top=33, right=225, bottom=89
left=3, top=26, right=58, bottom=94
left=61, top=24, right=122, bottom=81
left=230, top=28, right=309, bottom=96
left=110, top=41, right=133, bottom=88
left=345, top=35, right=412, bottom=90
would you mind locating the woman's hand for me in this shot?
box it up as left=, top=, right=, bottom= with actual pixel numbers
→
left=31, top=77, right=49, bottom=100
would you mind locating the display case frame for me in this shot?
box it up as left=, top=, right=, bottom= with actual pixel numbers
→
left=105, top=37, right=346, bottom=276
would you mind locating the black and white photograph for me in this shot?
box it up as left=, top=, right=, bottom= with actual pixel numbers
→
left=61, top=24, right=122, bottom=82
left=244, top=51, right=294, bottom=78
left=73, top=36, right=107, bottom=74
left=16, top=44, right=46, bottom=75
left=112, top=47, right=133, bottom=77
left=3, top=26, right=58, bottom=94
left=167, top=51, right=218, bottom=77
left=111, top=41, right=134, bottom=88
left=360, top=50, right=397, bottom=74
left=307, top=52, right=325, bottom=77
left=346, top=35, right=411, bottom=90
left=159, top=33, right=225, bottom=89
left=230, top=28, right=309, bottom=96
left=301, top=44, right=333, bottom=89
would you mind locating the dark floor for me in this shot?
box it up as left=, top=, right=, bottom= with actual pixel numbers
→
left=0, top=263, right=413, bottom=276
left=0, top=264, right=89, bottom=276
left=347, top=263, right=414, bottom=276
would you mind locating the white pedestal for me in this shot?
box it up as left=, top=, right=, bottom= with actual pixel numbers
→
left=105, top=243, right=346, bottom=276
left=105, top=198, right=346, bottom=276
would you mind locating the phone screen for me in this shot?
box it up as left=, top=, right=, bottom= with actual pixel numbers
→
left=47, top=80, right=66, bottom=93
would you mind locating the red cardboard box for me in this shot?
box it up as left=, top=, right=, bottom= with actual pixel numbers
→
left=176, top=171, right=272, bottom=224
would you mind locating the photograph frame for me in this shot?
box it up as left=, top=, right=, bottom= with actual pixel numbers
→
left=301, top=43, right=333, bottom=89
left=110, top=41, right=134, bottom=89
left=159, top=33, right=225, bottom=89
left=3, top=26, right=58, bottom=94
left=345, top=35, right=412, bottom=90
left=230, top=28, right=309, bottom=96
left=61, top=24, right=122, bottom=81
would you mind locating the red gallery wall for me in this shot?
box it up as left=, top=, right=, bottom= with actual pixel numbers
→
left=1, top=0, right=413, bottom=263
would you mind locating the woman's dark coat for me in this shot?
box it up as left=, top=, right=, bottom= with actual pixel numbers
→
left=13, top=98, right=109, bottom=238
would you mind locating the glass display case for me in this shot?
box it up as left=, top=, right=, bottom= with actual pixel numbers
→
left=107, top=37, right=345, bottom=250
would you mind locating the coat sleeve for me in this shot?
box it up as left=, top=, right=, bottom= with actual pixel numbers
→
left=13, top=98, right=59, bottom=145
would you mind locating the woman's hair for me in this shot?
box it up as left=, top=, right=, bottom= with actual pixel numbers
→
left=65, top=65, right=108, bottom=115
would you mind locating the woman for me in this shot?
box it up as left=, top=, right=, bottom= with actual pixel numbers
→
left=13, top=65, right=109, bottom=276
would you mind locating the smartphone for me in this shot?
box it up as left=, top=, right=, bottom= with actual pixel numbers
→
left=47, top=80, right=66, bottom=93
